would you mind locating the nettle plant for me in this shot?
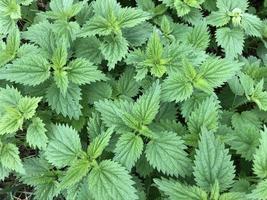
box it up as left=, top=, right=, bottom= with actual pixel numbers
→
left=0, top=0, right=267, bottom=199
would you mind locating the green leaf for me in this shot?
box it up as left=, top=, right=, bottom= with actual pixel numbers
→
left=0, top=55, right=51, bottom=86
left=0, top=108, right=23, bottom=135
left=132, top=81, right=161, bottom=125
left=88, top=159, right=138, bottom=200
left=46, top=83, right=82, bottom=119
left=45, top=124, right=82, bottom=168
left=249, top=180, right=267, bottom=200
left=6, top=27, right=20, bottom=56
left=0, top=163, right=11, bottom=181
left=0, top=85, right=22, bottom=113
left=188, top=96, right=220, bottom=135
left=194, top=128, right=235, bottom=192
left=187, top=21, right=210, bottom=50
left=162, top=73, right=193, bottom=102
left=174, top=0, right=191, bottom=16
left=46, top=0, right=83, bottom=20
left=51, top=42, right=68, bottom=69
left=74, top=37, right=103, bottom=64
left=95, top=99, right=132, bottom=133
left=88, top=82, right=113, bottom=104
left=216, top=27, right=244, bottom=59
left=219, top=192, right=247, bottom=200
left=114, top=132, right=144, bottom=170
left=251, top=81, right=267, bottom=111
left=0, top=0, right=21, bottom=19
left=100, top=35, right=129, bottom=70
left=87, top=112, right=105, bottom=140
left=0, top=16, right=17, bottom=35
left=26, top=117, right=48, bottom=150
left=198, top=57, right=243, bottom=88
left=154, top=178, right=208, bottom=200
left=79, top=16, right=113, bottom=37
left=118, top=7, right=151, bottom=28
left=52, top=20, right=80, bottom=41
left=116, top=68, right=139, bottom=98
left=145, top=131, right=191, bottom=177
left=226, top=125, right=260, bottom=161
left=22, top=21, right=57, bottom=57
left=206, top=11, right=231, bottom=27
left=253, top=127, right=267, bottom=179
left=77, top=179, right=94, bottom=200
left=232, top=111, right=262, bottom=130
left=67, top=58, right=106, bottom=85
left=87, top=128, right=113, bottom=159
left=239, top=72, right=254, bottom=96
left=58, top=159, right=91, bottom=190
left=20, top=156, right=53, bottom=186
left=145, top=31, right=167, bottom=78
left=0, top=143, right=24, bottom=174
left=216, top=0, right=248, bottom=12
left=122, top=22, right=153, bottom=47
left=18, top=96, right=42, bottom=119
left=54, top=70, right=69, bottom=96
left=242, top=13, right=263, bottom=37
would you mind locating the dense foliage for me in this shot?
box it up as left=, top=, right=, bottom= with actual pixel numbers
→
left=0, top=0, right=267, bottom=199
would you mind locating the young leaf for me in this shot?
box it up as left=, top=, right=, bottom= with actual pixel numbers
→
left=114, top=132, right=144, bottom=170
left=132, top=81, right=161, bottom=125
left=58, top=159, right=91, bottom=190
left=0, top=85, right=22, bottom=113
left=87, top=128, right=113, bottom=159
left=18, top=96, right=42, bottom=120
left=0, top=143, right=24, bottom=174
left=26, top=117, right=48, bottom=150
left=0, top=108, right=23, bottom=135
left=54, top=70, right=69, bottom=96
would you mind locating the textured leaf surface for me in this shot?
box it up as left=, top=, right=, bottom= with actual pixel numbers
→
left=194, top=129, right=235, bottom=192
left=26, top=117, right=48, bottom=149
left=114, top=132, right=144, bottom=170
left=145, top=131, right=191, bottom=177
left=88, top=160, right=138, bottom=200
left=0, top=143, right=24, bottom=174
left=0, top=55, right=51, bottom=86
left=216, top=28, right=244, bottom=59
left=154, top=178, right=208, bottom=200
left=46, top=83, right=82, bottom=119
left=45, top=124, right=82, bottom=168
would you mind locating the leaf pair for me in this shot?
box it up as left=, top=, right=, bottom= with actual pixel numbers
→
left=162, top=57, right=243, bottom=102
left=43, top=124, right=138, bottom=200
left=79, top=0, right=151, bottom=69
